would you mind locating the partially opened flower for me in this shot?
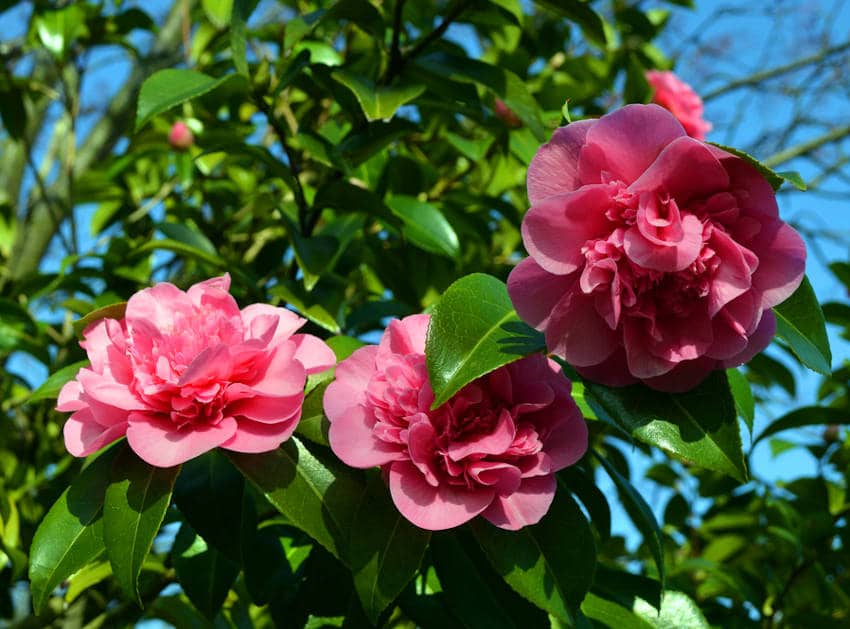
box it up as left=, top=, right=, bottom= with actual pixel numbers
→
left=508, top=104, right=806, bottom=392
left=645, top=70, right=712, bottom=140
left=324, top=314, right=587, bottom=531
left=57, top=275, right=335, bottom=467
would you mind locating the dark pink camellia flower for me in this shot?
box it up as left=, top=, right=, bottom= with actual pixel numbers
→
left=324, top=314, right=587, bottom=531
left=645, top=70, right=712, bottom=140
left=508, top=104, right=806, bottom=392
left=57, top=275, right=336, bottom=467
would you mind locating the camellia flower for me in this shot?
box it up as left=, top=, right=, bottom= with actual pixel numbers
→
left=168, top=120, right=195, bottom=150
left=508, top=104, right=806, bottom=392
left=57, top=275, right=335, bottom=467
left=324, top=314, right=587, bottom=531
left=645, top=70, right=712, bottom=140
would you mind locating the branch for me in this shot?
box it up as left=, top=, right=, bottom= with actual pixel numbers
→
left=762, top=124, right=850, bottom=168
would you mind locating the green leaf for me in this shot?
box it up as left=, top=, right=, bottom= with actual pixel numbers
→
left=158, top=223, right=218, bottom=257
left=596, top=453, right=665, bottom=587
left=136, top=69, right=243, bottom=130
left=755, top=406, right=849, bottom=444
left=173, top=523, right=239, bottom=620
left=776, top=170, right=807, bottom=190
left=533, top=0, right=608, bottom=47
left=386, top=195, right=460, bottom=259
left=471, top=490, right=596, bottom=624
left=202, top=0, right=233, bottom=27
left=426, top=273, right=545, bottom=409
left=581, top=593, right=654, bottom=629
left=559, top=468, right=610, bottom=540
left=73, top=302, right=127, bottom=338
left=29, top=445, right=122, bottom=613
left=228, top=437, right=365, bottom=563
left=34, top=5, right=88, bottom=60
left=333, top=70, right=426, bottom=121
left=726, top=368, right=754, bottom=435
left=708, top=142, right=804, bottom=192
left=103, top=448, right=180, bottom=604
left=774, top=276, right=832, bottom=375
left=28, top=360, right=88, bottom=403
left=585, top=371, right=748, bottom=483
left=634, top=591, right=710, bottom=629
left=349, top=473, right=430, bottom=623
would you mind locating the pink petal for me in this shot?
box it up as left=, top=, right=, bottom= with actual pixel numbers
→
left=125, top=282, right=194, bottom=336
left=80, top=319, right=131, bottom=382
left=291, top=334, right=336, bottom=375
left=76, top=369, right=144, bottom=410
left=507, top=257, right=575, bottom=330
left=250, top=342, right=305, bottom=397
left=241, top=304, right=306, bottom=344
left=480, top=475, right=556, bottom=530
left=539, top=403, right=588, bottom=470
left=187, top=274, right=241, bottom=319
left=578, top=104, right=686, bottom=185
left=389, top=461, right=494, bottom=530
left=178, top=344, right=233, bottom=386
left=219, top=417, right=299, bottom=453
left=750, top=221, right=806, bottom=309
left=623, top=214, right=703, bottom=272
left=575, top=348, right=638, bottom=387
left=705, top=147, right=779, bottom=220
left=708, top=229, right=759, bottom=316
left=465, top=461, right=522, bottom=495
left=447, top=409, right=516, bottom=461
left=629, top=136, right=729, bottom=201
left=379, top=315, right=430, bottom=363
left=527, top=120, right=595, bottom=203
left=227, top=392, right=303, bottom=423
left=720, top=310, right=776, bottom=368
left=57, top=380, right=85, bottom=412
left=63, top=409, right=127, bottom=457
left=322, top=346, right=378, bottom=420
left=126, top=413, right=237, bottom=467
left=622, top=318, right=677, bottom=379
left=522, top=186, right=615, bottom=275
left=641, top=355, right=717, bottom=392
left=544, top=286, right=620, bottom=367
left=327, top=401, right=403, bottom=467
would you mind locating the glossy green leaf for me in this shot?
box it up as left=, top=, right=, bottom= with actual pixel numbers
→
left=228, top=437, right=365, bottom=563
left=28, top=360, right=88, bottom=403
left=29, top=445, right=121, bottom=613
left=172, top=523, right=239, bottom=620
left=103, top=448, right=179, bottom=603
left=333, top=71, right=425, bottom=121
left=136, top=69, right=243, bottom=130
left=596, top=453, right=665, bottom=587
left=471, top=491, right=596, bottom=623
left=581, top=593, right=654, bottom=629
left=73, top=302, right=127, bottom=338
left=559, top=469, right=610, bottom=541
left=386, top=195, right=460, bottom=259
left=755, top=406, right=849, bottom=444
left=726, top=368, right=754, bottom=435
left=585, top=371, right=748, bottom=483
left=158, top=223, right=217, bottom=257
left=426, top=273, right=545, bottom=409
left=349, top=473, right=430, bottom=623
left=774, top=276, right=832, bottom=375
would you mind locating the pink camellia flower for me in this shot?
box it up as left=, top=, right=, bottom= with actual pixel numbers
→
left=645, top=70, right=711, bottom=140
left=57, top=275, right=335, bottom=467
left=508, top=104, right=806, bottom=392
left=168, top=120, right=195, bottom=150
left=324, top=314, right=587, bottom=531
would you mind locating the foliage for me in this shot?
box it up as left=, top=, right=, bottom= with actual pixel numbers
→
left=0, top=1, right=847, bottom=627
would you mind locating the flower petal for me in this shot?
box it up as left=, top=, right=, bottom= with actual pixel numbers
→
left=126, top=413, right=237, bottom=467
left=527, top=120, right=595, bottom=203
left=480, top=475, right=556, bottom=530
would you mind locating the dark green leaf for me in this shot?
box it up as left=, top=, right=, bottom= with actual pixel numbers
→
left=774, top=276, right=832, bottom=375
left=559, top=468, right=610, bottom=540
left=386, top=195, right=460, bottom=259
left=136, top=69, right=243, bottom=130
left=349, top=472, right=430, bottom=623
left=585, top=372, right=748, bottom=483
left=333, top=70, right=425, bottom=121
left=726, top=368, right=754, bottom=435
left=427, top=273, right=545, bottom=409
left=173, top=523, right=239, bottom=620
left=103, top=448, right=180, bottom=603
left=28, top=360, right=88, bottom=403
left=593, top=564, right=662, bottom=611
left=228, top=437, right=365, bottom=563
left=755, top=406, right=849, bottom=444
left=471, top=490, right=596, bottom=623
left=29, top=445, right=122, bottom=613
left=596, top=452, right=665, bottom=587
left=533, top=0, right=608, bottom=47
left=581, top=593, right=654, bottom=629
left=158, top=223, right=217, bottom=257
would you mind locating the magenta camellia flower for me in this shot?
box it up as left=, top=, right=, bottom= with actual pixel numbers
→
left=324, top=314, right=588, bottom=531
left=645, top=70, right=711, bottom=140
left=168, top=120, right=195, bottom=150
left=57, top=275, right=335, bottom=467
left=508, top=104, right=806, bottom=392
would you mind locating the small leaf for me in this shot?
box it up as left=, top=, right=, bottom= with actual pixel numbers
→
left=386, top=196, right=460, bottom=259
left=172, top=523, right=239, bottom=620
left=634, top=591, right=710, bottom=629
left=471, top=490, right=596, bottom=624
left=596, top=452, right=665, bottom=587
left=136, top=69, right=242, bottom=130
left=774, top=276, right=832, bottom=375
left=158, top=223, right=218, bottom=257
left=202, top=0, right=233, bottom=27
left=103, top=448, right=180, bottom=603
left=585, top=372, right=748, bottom=483
left=349, top=472, right=430, bottom=623
left=333, top=70, right=425, bottom=121
left=73, top=302, right=127, bottom=338
left=29, top=445, right=122, bottom=613
left=581, top=593, right=654, bottom=629
left=28, top=360, right=88, bottom=403
left=426, top=274, right=545, bottom=409
left=726, top=368, right=754, bottom=435
left=228, top=437, right=365, bottom=563
left=533, top=0, right=608, bottom=47
left=776, top=170, right=807, bottom=190
left=755, top=406, right=848, bottom=444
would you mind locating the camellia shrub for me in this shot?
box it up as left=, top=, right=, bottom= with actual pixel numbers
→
left=1, top=1, right=846, bottom=628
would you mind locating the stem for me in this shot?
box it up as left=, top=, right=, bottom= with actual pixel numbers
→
left=762, top=124, right=850, bottom=168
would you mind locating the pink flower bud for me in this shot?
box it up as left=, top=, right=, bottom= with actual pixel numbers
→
left=168, top=121, right=195, bottom=150
left=494, top=98, right=522, bottom=128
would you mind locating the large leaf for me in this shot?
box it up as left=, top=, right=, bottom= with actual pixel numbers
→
left=228, top=437, right=365, bottom=563
left=349, top=473, right=431, bottom=623
left=333, top=70, right=425, bottom=121
left=29, top=445, right=121, bottom=613
left=755, top=406, right=849, bottom=444
left=136, top=69, right=243, bottom=130
left=773, top=276, right=832, bottom=375
left=471, top=490, right=596, bottom=624
left=426, top=274, right=545, bottom=409
left=596, top=453, right=665, bottom=587
left=634, top=591, right=710, bottom=629
left=103, top=448, right=180, bottom=603
left=386, top=195, right=459, bottom=259
left=172, top=523, right=239, bottom=620
left=585, top=371, right=748, bottom=483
